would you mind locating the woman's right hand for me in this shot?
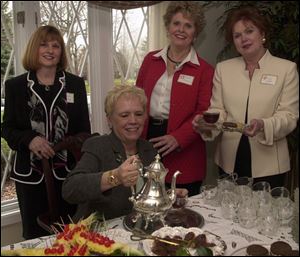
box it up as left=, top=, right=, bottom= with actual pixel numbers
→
left=116, top=155, right=140, bottom=187
left=28, top=136, right=55, bottom=159
left=192, top=114, right=213, bottom=132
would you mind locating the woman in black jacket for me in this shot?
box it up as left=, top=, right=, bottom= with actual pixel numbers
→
left=1, top=25, right=91, bottom=239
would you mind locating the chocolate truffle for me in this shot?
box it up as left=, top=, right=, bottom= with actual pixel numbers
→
left=270, top=241, right=292, bottom=256
left=246, top=244, right=269, bottom=256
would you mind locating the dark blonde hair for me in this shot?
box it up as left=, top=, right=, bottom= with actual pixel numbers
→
left=22, top=25, right=68, bottom=71
left=224, top=6, right=269, bottom=44
left=105, top=85, right=147, bottom=117
left=163, top=1, right=206, bottom=37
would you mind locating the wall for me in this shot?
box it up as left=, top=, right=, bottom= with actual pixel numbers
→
left=195, top=4, right=226, bottom=185
left=195, top=4, right=226, bottom=67
left=1, top=222, right=23, bottom=247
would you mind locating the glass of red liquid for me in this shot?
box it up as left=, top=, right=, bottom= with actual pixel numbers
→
left=203, top=111, right=220, bottom=124
left=172, top=195, right=188, bottom=209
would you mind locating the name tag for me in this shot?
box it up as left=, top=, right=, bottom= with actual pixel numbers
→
left=67, top=93, right=74, bottom=103
left=178, top=74, right=194, bottom=86
left=261, top=74, right=277, bottom=85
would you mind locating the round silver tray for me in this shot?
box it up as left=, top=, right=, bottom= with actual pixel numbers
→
left=123, top=208, right=204, bottom=233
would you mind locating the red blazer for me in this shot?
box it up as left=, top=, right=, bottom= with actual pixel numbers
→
left=136, top=50, right=214, bottom=184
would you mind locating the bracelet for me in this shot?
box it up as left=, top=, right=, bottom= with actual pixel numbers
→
left=107, top=170, right=119, bottom=186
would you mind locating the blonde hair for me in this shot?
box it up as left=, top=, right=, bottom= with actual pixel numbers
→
left=163, top=1, right=206, bottom=37
left=105, top=85, right=147, bottom=117
left=22, top=25, right=68, bottom=71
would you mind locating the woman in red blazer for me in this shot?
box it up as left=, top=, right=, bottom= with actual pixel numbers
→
left=136, top=2, right=214, bottom=196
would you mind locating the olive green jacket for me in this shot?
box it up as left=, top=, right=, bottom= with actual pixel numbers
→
left=62, top=132, right=157, bottom=222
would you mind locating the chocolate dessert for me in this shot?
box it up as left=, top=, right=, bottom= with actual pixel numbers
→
left=290, top=250, right=299, bottom=256
left=223, top=121, right=237, bottom=128
left=270, top=241, right=292, bottom=256
left=151, top=233, right=217, bottom=256
left=222, top=121, right=245, bottom=132
left=246, top=244, right=269, bottom=256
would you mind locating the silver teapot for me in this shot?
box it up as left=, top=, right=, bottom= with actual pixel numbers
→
left=129, top=154, right=181, bottom=229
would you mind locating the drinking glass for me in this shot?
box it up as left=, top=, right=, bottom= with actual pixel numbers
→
left=172, top=194, right=188, bottom=209
left=252, top=181, right=271, bottom=193
left=221, top=191, right=239, bottom=221
left=253, top=182, right=272, bottom=219
left=271, top=187, right=294, bottom=226
left=200, top=184, right=219, bottom=206
left=217, top=173, right=237, bottom=206
left=271, top=186, right=290, bottom=199
left=256, top=208, right=279, bottom=236
left=236, top=176, right=253, bottom=187
left=237, top=199, right=257, bottom=229
left=203, top=111, right=220, bottom=124
left=235, top=185, right=252, bottom=203
left=217, top=173, right=237, bottom=191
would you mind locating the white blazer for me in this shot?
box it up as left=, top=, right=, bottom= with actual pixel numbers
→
left=203, top=50, right=299, bottom=178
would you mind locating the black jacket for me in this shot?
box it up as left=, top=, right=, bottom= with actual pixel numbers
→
left=1, top=71, right=91, bottom=184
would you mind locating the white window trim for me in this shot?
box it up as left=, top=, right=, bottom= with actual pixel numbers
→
left=1, top=1, right=39, bottom=228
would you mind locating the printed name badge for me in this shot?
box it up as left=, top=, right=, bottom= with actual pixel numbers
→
left=67, top=93, right=74, bottom=103
left=261, top=74, right=277, bottom=85
left=178, top=74, right=194, bottom=86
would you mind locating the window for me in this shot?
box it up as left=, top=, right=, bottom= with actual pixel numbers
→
left=112, top=8, right=148, bottom=85
left=1, top=0, right=148, bottom=213
left=1, top=0, right=16, bottom=203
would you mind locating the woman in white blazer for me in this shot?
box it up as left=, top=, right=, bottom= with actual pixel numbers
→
left=192, top=6, right=299, bottom=188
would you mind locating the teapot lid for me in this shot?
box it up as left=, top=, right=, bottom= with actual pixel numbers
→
left=147, top=154, right=167, bottom=173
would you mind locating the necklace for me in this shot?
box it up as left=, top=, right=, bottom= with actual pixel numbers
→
left=37, top=79, right=51, bottom=91
left=167, top=49, right=183, bottom=68
left=126, top=152, right=138, bottom=158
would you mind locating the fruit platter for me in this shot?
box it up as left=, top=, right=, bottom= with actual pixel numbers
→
left=1, top=213, right=143, bottom=256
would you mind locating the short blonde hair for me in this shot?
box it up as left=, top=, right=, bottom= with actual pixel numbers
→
left=105, top=85, right=147, bottom=117
left=163, top=1, right=206, bottom=37
left=22, top=25, right=68, bottom=71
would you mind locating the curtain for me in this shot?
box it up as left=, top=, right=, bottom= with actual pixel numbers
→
left=87, top=1, right=161, bottom=10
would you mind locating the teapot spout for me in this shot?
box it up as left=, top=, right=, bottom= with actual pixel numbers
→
left=169, top=170, right=181, bottom=202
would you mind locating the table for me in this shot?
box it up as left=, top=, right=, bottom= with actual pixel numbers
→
left=2, top=194, right=299, bottom=255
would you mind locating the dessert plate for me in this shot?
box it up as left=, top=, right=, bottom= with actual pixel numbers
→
left=142, top=226, right=226, bottom=256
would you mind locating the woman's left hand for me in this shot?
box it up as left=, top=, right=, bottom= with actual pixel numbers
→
left=244, top=119, right=264, bottom=137
left=149, top=135, right=179, bottom=157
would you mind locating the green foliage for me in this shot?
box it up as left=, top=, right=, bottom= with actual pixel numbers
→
left=175, top=247, right=191, bottom=256
left=196, top=246, right=213, bottom=256
left=114, top=79, right=136, bottom=86
left=1, top=1, right=14, bottom=79
left=85, top=80, right=90, bottom=94
left=205, top=1, right=299, bottom=65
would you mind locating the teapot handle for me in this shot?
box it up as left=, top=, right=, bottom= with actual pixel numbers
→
left=133, top=158, right=144, bottom=177
left=131, top=186, right=135, bottom=196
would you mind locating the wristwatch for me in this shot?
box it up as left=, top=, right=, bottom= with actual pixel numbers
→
left=107, top=170, right=119, bottom=186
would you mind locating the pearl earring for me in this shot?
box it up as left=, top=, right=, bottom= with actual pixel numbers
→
left=262, top=38, right=266, bottom=43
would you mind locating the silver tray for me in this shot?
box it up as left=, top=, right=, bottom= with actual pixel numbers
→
left=123, top=208, right=204, bottom=233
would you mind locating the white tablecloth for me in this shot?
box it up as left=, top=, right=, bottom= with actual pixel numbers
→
left=2, top=194, right=299, bottom=255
